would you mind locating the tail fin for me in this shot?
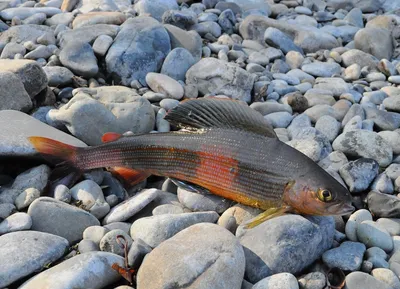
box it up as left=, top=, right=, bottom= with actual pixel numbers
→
left=28, top=136, right=83, bottom=187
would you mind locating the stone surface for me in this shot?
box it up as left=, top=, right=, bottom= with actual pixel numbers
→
left=0, top=231, right=68, bottom=287
left=18, top=252, right=124, bottom=289
left=252, top=273, right=299, bottom=289
left=322, top=241, right=366, bottom=271
left=345, top=271, right=393, bottom=289
left=239, top=215, right=334, bottom=283
left=106, top=16, right=171, bottom=86
left=28, top=197, right=100, bottom=244
left=186, top=57, right=255, bottom=102
left=137, top=223, right=245, bottom=289
left=130, top=211, right=219, bottom=248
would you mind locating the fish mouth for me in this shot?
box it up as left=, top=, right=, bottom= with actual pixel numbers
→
left=328, top=202, right=355, bottom=215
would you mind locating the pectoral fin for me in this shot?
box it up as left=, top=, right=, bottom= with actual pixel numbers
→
left=244, top=206, right=292, bottom=229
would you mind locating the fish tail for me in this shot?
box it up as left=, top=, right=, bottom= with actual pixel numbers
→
left=28, top=136, right=84, bottom=186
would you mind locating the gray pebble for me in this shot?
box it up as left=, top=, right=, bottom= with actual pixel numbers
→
left=99, top=229, right=133, bottom=257
left=78, top=239, right=99, bottom=253
left=0, top=212, right=32, bottom=235
left=53, top=184, right=71, bottom=203
left=357, top=220, right=393, bottom=252
left=322, top=241, right=366, bottom=271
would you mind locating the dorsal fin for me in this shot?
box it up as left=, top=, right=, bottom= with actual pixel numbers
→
left=164, top=98, right=277, bottom=138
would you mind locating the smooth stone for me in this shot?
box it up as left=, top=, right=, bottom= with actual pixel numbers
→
left=59, top=42, right=98, bottom=78
left=72, top=12, right=126, bottom=29
left=47, top=88, right=154, bottom=145
left=0, top=43, right=26, bottom=59
left=102, top=189, right=158, bottom=224
left=252, top=273, right=299, bottom=289
left=264, top=112, right=293, bottom=128
left=371, top=173, right=394, bottom=195
left=298, top=272, right=326, bottom=289
left=318, top=151, right=348, bottom=172
left=344, top=63, right=361, bottom=80
left=92, top=34, right=113, bottom=57
left=286, top=138, right=325, bottom=162
left=136, top=223, right=245, bottom=289
left=28, top=197, right=100, bottom=244
left=0, top=71, right=32, bottom=112
left=18, top=252, right=124, bottom=289
left=43, top=66, right=74, bottom=87
left=304, top=89, right=336, bottom=107
left=54, top=184, right=71, bottom=203
left=313, top=77, right=350, bottom=97
left=146, top=72, right=184, bottom=100
left=0, top=203, right=16, bottom=220
left=130, top=211, right=219, bottom=248
left=364, top=107, right=400, bottom=131
left=386, top=164, right=400, bottom=181
left=341, top=49, right=378, bottom=69
left=264, top=27, right=303, bottom=54
left=78, top=239, right=99, bottom=253
left=0, top=7, right=61, bottom=20
left=371, top=268, right=400, bottom=289
left=302, top=62, right=341, bottom=77
left=134, top=0, right=178, bottom=22
left=0, top=231, right=68, bottom=287
left=339, top=158, right=379, bottom=193
left=106, top=17, right=170, bottom=86
left=11, top=164, right=50, bottom=192
left=304, top=105, right=336, bottom=123
left=315, top=115, right=340, bottom=142
left=357, top=220, right=394, bottom=252
left=83, top=225, right=110, bottom=245
left=164, top=24, right=202, bottom=61
left=0, top=212, right=32, bottom=235
left=322, top=241, right=366, bottom=271
left=354, top=28, right=394, bottom=60
left=99, top=229, right=133, bottom=256
left=239, top=215, right=334, bottom=283
left=127, top=237, right=152, bottom=269
left=333, top=130, right=393, bottom=167
left=0, top=59, right=47, bottom=98
left=367, top=191, right=400, bottom=219
left=161, top=47, right=196, bottom=82
left=376, top=218, right=400, bottom=236
left=177, top=187, right=232, bottom=214
left=15, top=188, right=40, bottom=209
left=70, top=180, right=110, bottom=219
left=58, top=24, right=118, bottom=48
left=186, top=57, right=255, bottom=102
left=0, top=24, right=55, bottom=48
left=345, top=272, right=393, bottom=289
left=345, top=209, right=373, bottom=242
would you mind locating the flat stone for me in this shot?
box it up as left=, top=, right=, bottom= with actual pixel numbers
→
left=345, top=272, right=393, bottom=289
left=43, top=66, right=74, bottom=87
left=146, top=72, right=184, bottom=100
left=0, top=7, right=61, bottom=20
left=106, top=17, right=170, bottom=86
left=130, top=211, right=219, bottom=248
left=301, top=62, right=341, bottom=77
left=313, top=77, right=350, bottom=97
left=136, top=223, right=245, bottom=289
left=102, top=189, right=159, bottom=224
left=322, top=241, right=366, bottom=271
left=341, top=49, right=378, bottom=69
left=58, top=24, right=119, bottom=48
left=59, top=42, right=98, bottom=78
left=333, top=130, right=393, bottom=167
left=0, top=212, right=32, bottom=235
left=0, top=231, right=68, bottom=288
left=27, top=197, right=100, bottom=244
left=18, top=252, right=124, bottom=289
left=357, top=220, right=394, bottom=252
left=72, top=11, right=126, bottom=29
left=0, top=110, right=86, bottom=157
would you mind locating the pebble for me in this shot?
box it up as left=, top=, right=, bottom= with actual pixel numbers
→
left=177, top=187, right=232, bottom=213
left=99, top=229, right=133, bottom=256
left=298, top=272, right=326, bottom=289
left=0, top=212, right=32, bottom=235
left=264, top=27, right=303, bottom=54
left=15, top=187, right=40, bottom=209
left=322, top=241, right=366, bottom=271
left=315, top=115, right=341, bottom=142
left=0, top=231, right=68, bottom=287
left=333, top=130, right=393, bottom=167
left=239, top=215, right=334, bottom=283
left=161, top=47, right=196, bottom=82
left=339, top=158, right=379, bottom=193
left=0, top=203, right=16, bottom=220
left=371, top=268, right=400, bottom=289
left=53, top=184, right=71, bottom=203
left=252, top=273, right=299, bottom=289
left=18, top=252, right=124, bottom=289
left=371, top=173, right=394, bottom=195
left=367, top=191, right=400, bottom=219
left=78, top=239, right=99, bottom=253
left=302, top=62, right=342, bottom=77
left=137, top=223, right=245, bottom=289
left=131, top=211, right=219, bottom=248
left=376, top=218, right=400, bottom=236
left=92, top=34, right=113, bottom=57
left=146, top=72, right=184, bottom=100
left=345, top=209, right=373, bottom=242
left=345, top=271, right=394, bottom=289
left=28, top=197, right=100, bottom=244
left=59, top=41, right=98, bottom=78
left=357, top=220, right=394, bottom=252
left=83, top=225, right=110, bottom=245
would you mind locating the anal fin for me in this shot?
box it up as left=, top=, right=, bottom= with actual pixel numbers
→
left=170, top=178, right=212, bottom=195
left=110, top=167, right=150, bottom=186
left=244, top=206, right=292, bottom=229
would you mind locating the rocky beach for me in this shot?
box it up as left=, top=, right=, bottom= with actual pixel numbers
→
left=1, top=0, right=400, bottom=288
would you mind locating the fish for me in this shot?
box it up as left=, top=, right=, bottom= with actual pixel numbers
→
left=28, top=97, right=354, bottom=228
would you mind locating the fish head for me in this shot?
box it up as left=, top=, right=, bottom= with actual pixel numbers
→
left=283, top=174, right=355, bottom=216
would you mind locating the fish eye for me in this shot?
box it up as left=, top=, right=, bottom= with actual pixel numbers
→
left=318, top=189, right=333, bottom=202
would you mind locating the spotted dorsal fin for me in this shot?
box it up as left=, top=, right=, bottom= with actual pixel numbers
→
left=164, top=98, right=277, bottom=138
